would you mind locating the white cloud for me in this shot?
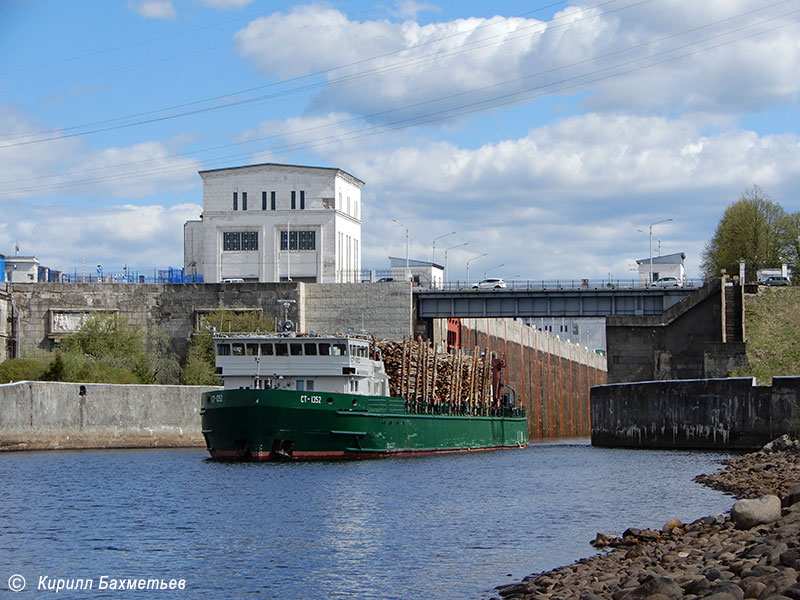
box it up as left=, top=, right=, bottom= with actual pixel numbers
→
left=283, top=111, right=800, bottom=279
left=387, top=1, right=439, bottom=21
left=201, top=0, right=253, bottom=9
left=0, top=107, right=202, bottom=201
left=0, top=204, right=202, bottom=272
left=127, top=0, right=177, bottom=20
left=233, top=2, right=800, bottom=125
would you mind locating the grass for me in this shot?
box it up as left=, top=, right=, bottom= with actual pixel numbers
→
left=734, top=287, right=800, bottom=384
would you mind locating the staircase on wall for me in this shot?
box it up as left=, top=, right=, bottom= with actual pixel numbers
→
left=724, top=282, right=744, bottom=343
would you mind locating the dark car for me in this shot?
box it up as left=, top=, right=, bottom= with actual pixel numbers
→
left=763, top=276, right=791, bottom=287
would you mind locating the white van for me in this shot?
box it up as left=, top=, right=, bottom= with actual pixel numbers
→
left=221, top=278, right=244, bottom=284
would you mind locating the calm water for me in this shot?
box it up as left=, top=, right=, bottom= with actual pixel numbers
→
left=0, top=442, right=733, bottom=599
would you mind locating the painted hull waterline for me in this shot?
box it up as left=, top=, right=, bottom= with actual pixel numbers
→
left=201, top=389, right=528, bottom=461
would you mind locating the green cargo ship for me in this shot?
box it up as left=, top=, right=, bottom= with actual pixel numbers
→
left=201, top=332, right=527, bottom=460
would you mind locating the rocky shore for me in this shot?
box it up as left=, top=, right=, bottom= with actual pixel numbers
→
left=494, top=436, right=800, bottom=600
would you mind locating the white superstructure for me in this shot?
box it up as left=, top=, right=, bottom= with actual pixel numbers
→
left=213, top=332, right=390, bottom=397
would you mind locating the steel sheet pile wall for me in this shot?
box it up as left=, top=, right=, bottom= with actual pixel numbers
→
left=456, top=318, right=607, bottom=440
left=0, top=381, right=219, bottom=451
left=591, top=377, right=800, bottom=450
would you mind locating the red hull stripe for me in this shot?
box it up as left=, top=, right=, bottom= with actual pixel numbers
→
left=208, top=445, right=525, bottom=461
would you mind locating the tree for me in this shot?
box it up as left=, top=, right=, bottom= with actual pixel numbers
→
left=180, top=310, right=274, bottom=385
left=701, top=185, right=788, bottom=281
left=59, top=312, right=180, bottom=384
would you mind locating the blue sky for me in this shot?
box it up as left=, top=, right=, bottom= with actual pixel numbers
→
left=2, top=0, right=800, bottom=282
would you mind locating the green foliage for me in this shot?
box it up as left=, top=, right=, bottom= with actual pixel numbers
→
left=54, top=312, right=180, bottom=384
left=180, top=310, right=274, bottom=386
left=701, top=185, right=789, bottom=281
left=732, top=287, right=800, bottom=384
left=0, top=357, right=50, bottom=383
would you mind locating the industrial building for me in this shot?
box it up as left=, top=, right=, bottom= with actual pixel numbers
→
left=184, top=163, right=364, bottom=283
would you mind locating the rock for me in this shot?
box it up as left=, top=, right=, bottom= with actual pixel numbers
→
left=705, top=581, right=744, bottom=600
left=662, top=518, right=682, bottom=534
left=783, top=482, right=800, bottom=507
left=621, top=576, right=682, bottom=599
left=762, top=434, right=797, bottom=453
left=731, top=495, right=782, bottom=529
left=783, top=584, right=800, bottom=600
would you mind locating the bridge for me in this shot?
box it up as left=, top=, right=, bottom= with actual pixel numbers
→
left=415, top=279, right=699, bottom=319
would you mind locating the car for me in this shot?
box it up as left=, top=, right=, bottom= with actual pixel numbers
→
left=763, top=276, right=791, bottom=287
left=472, top=278, right=507, bottom=289
left=221, top=278, right=244, bottom=284
left=648, top=276, right=682, bottom=288
left=375, top=277, right=395, bottom=283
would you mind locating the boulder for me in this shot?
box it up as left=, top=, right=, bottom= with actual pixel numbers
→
left=621, top=576, right=682, bottom=599
left=783, top=482, right=800, bottom=507
left=762, top=435, right=798, bottom=453
left=731, top=495, right=781, bottom=529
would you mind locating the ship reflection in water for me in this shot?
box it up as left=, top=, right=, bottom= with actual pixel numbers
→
left=0, top=444, right=733, bottom=599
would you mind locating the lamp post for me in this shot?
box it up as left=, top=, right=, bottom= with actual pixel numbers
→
left=648, top=218, right=673, bottom=284
left=444, top=242, right=468, bottom=284
left=465, top=253, right=487, bottom=286
left=392, top=219, right=410, bottom=282
left=484, top=263, right=504, bottom=279
left=431, top=231, right=456, bottom=264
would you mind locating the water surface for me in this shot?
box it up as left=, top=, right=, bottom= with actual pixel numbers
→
left=0, top=442, right=733, bottom=598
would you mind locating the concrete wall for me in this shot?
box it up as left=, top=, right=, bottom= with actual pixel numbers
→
left=0, top=381, right=219, bottom=451
left=605, top=278, right=746, bottom=383
left=434, top=317, right=607, bottom=440
left=299, top=281, right=412, bottom=341
left=591, top=377, right=799, bottom=450
left=8, top=282, right=302, bottom=360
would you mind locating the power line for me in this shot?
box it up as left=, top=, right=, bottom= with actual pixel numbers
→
left=1, top=2, right=797, bottom=195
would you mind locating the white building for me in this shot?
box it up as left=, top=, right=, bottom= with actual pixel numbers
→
left=388, top=257, right=444, bottom=288
left=636, top=252, right=686, bottom=285
left=4, top=256, right=40, bottom=283
left=184, top=163, right=364, bottom=283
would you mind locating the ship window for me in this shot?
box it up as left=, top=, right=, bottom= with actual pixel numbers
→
left=319, top=343, right=330, bottom=355
left=260, top=343, right=273, bottom=356
left=290, top=343, right=303, bottom=356
left=297, top=379, right=305, bottom=391
left=332, top=343, right=347, bottom=356
left=307, top=380, right=314, bottom=391
left=232, top=343, right=245, bottom=356
left=246, top=343, right=258, bottom=356
left=304, top=343, right=318, bottom=356
left=275, top=343, right=288, bottom=356
left=217, top=344, right=231, bottom=356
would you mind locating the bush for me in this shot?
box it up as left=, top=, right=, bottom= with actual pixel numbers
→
left=0, top=357, right=50, bottom=383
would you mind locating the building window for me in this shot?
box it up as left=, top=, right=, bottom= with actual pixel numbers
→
left=223, top=231, right=258, bottom=251
left=300, top=190, right=305, bottom=210
left=281, top=230, right=316, bottom=250
left=242, top=191, right=247, bottom=211
left=233, top=192, right=238, bottom=211
left=271, top=191, right=276, bottom=210
left=262, top=191, right=267, bottom=211
left=291, top=191, right=296, bottom=210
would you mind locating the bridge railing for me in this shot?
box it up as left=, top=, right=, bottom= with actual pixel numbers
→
left=436, top=278, right=704, bottom=291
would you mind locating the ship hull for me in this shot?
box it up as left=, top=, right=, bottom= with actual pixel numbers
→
left=201, top=389, right=527, bottom=460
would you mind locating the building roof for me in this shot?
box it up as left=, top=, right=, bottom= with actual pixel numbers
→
left=635, top=251, right=686, bottom=265
left=198, top=162, right=365, bottom=187
left=389, top=257, right=444, bottom=270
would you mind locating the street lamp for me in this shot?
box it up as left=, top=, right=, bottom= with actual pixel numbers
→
left=465, top=253, right=487, bottom=285
left=444, top=242, right=468, bottom=284
left=392, top=219, right=410, bottom=282
left=648, top=219, right=673, bottom=284
left=431, top=231, right=456, bottom=264
left=484, top=263, right=504, bottom=279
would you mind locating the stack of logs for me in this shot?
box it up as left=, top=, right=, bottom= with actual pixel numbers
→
left=375, top=337, right=495, bottom=415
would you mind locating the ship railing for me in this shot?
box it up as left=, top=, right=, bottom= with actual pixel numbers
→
left=403, top=398, right=525, bottom=418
